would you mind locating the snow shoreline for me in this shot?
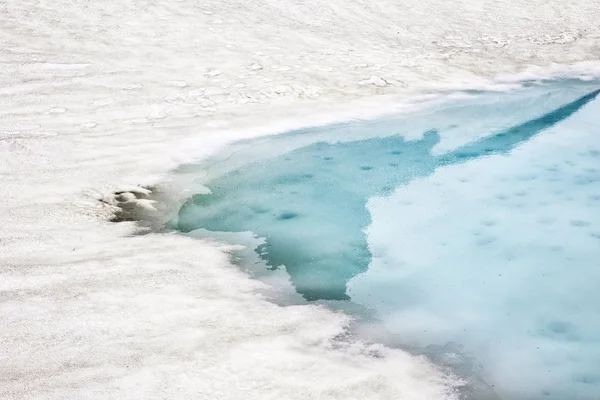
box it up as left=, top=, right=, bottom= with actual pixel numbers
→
left=2, top=1, right=600, bottom=399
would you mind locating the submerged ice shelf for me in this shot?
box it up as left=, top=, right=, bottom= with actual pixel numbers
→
left=174, top=81, right=600, bottom=399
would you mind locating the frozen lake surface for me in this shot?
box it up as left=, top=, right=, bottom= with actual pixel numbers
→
left=3, top=2, right=600, bottom=400
left=175, top=81, right=600, bottom=399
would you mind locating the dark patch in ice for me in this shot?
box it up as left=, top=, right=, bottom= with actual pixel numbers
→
left=547, top=321, right=570, bottom=334
left=570, top=220, right=591, bottom=227
left=277, top=211, right=299, bottom=220
left=455, top=151, right=478, bottom=159
left=576, top=374, right=600, bottom=385
left=477, top=236, right=497, bottom=246
left=251, top=206, right=270, bottom=214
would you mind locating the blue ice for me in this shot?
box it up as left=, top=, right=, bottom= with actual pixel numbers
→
left=174, top=81, right=600, bottom=399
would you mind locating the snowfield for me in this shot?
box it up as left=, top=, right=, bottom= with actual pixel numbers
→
left=1, top=1, right=599, bottom=399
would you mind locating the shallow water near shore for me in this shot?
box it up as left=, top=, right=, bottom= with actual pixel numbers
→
left=171, top=80, right=600, bottom=399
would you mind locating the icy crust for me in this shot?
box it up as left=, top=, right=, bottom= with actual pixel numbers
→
left=0, top=233, right=462, bottom=400
left=349, top=94, right=600, bottom=399
left=2, top=0, right=600, bottom=110
left=1, top=1, right=600, bottom=399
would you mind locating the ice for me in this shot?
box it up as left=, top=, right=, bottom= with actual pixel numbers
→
left=175, top=83, right=598, bottom=300
left=2, top=1, right=600, bottom=400
left=350, top=92, right=600, bottom=399
left=175, top=81, right=600, bottom=398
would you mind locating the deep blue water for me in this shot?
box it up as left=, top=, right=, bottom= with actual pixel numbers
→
left=173, top=81, right=600, bottom=400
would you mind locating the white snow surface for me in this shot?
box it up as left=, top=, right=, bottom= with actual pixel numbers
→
left=1, top=1, right=599, bottom=399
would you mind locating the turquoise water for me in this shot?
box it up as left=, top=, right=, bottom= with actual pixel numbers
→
left=174, top=81, right=600, bottom=399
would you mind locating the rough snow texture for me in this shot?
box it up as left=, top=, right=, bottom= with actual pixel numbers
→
left=1, top=1, right=599, bottom=399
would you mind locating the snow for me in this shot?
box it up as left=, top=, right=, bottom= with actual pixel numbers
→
left=1, top=1, right=599, bottom=399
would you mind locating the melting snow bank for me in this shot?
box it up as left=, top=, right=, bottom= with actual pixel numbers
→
left=2, top=1, right=600, bottom=399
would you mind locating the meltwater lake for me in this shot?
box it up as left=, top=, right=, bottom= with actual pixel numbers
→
left=172, top=81, right=600, bottom=400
